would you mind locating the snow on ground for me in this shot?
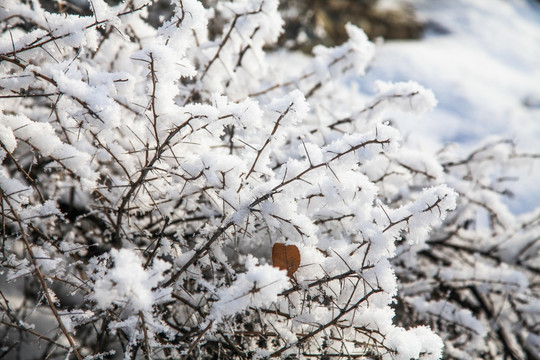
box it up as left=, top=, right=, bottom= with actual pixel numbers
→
left=361, top=0, right=540, bottom=213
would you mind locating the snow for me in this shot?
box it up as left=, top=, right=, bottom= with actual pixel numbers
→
left=209, top=255, right=289, bottom=323
left=313, top=24, right=375, bottom=79
left=412, top=298, right=486, bottom=337
left=1, top=112, right=99, bottom=191
left=20, top=199, right=62, bottom=223
left=362, top=0, right=540, bottom=213
left=92, top=249, right=172, bottom=312
left=0, top=123, right=16, bottom=153
left=385, top=326, right=437, bottom=360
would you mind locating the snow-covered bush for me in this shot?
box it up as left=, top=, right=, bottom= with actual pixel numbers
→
left=391, top=138, right=540, bottom=359
left=0, top=0, right=538, bottom=359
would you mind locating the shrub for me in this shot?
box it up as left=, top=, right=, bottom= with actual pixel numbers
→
left=1, top=0, right=538, bottom=359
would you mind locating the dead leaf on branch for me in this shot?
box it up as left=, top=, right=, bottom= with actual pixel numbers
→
left=272, top=243, right=301, bottom=277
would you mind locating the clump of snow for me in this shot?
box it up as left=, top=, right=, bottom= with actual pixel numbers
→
left=210, top=255, right=289, bottom=323
left=2, top=111, right=98, bottom=191
left=0, top=122, right=17, bottom=153
left=386, top=326, right=443, bottom=360
left=92, top=249, right=171, bottom=312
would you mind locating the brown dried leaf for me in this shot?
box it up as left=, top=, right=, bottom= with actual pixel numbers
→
left=272, top=243, right=301, bottom=278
